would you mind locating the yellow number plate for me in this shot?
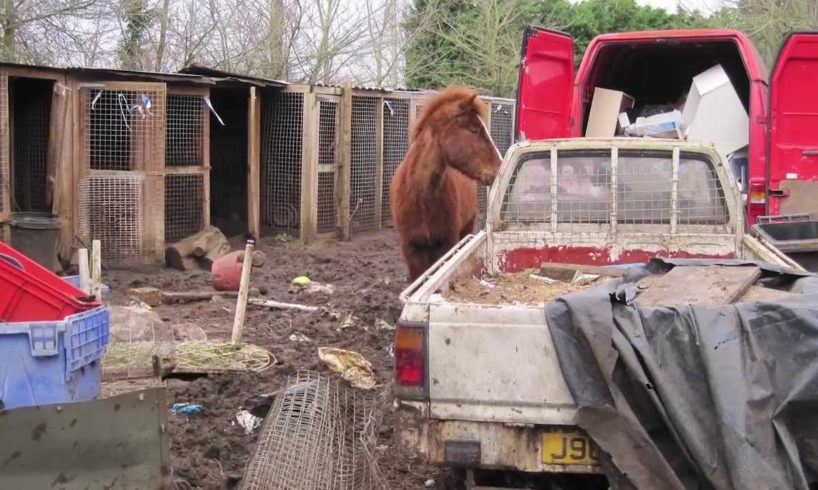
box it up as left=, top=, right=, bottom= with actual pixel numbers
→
left=542, top=431, right=600, bottom=466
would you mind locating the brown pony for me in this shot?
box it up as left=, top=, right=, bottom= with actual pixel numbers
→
left=390, top=85, right=503, bottom=282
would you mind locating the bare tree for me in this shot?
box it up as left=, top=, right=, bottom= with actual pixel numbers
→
left=0, top=0, right=102, bottom=62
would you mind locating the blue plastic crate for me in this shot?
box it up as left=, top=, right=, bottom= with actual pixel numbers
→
left=0, top=306, right=109, bottom=409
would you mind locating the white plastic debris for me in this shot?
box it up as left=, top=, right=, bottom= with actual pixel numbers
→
left=289, top=332, right=311, bottom=343
left=236, top=410, right=262, bottom=434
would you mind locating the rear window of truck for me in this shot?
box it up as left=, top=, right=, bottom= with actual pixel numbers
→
left=502, top=150, right=728, bottom=225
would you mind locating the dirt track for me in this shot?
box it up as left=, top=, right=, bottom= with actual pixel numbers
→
left=104, top=231, right=440, bottom=489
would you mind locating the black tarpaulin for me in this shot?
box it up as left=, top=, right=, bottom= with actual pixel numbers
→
left=545, top=259, right=818, bottom=490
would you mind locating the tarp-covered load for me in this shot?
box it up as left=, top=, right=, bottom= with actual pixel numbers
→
left=545, top=259, right=818, bottom=490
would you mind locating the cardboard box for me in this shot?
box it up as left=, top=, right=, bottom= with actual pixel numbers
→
left=682, top=64, right=749, bottom=157
left=624, top=110, right=683, bottom=139
left=586, top=88, right=635, bottom=137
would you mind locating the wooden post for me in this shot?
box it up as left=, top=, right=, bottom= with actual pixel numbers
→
left=337, top=80, right=352, bottom=241
left=247, top=87, right=261, bottom=239
left=202, top=88, right=211, bottom=229
left=78, top=248, right=90, bottom=295
left=231, top=240, right=255, bottom=345
left=374, top=96, right=385, bottom=228
left=91, top=239, right=102, bottom=300
left=300, top=91, right=318, bottom=243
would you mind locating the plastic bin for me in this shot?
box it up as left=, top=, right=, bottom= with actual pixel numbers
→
left=0, top=306, right=109, bottom=409
left=753, top=215, right=818, bottom=272
left=63, top=275, right=110, bottom=300
left=0, top=241, right=101, bottom=322
left=9, top=212, right=62, bottom=272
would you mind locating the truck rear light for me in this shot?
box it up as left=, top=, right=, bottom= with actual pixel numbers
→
left=748, top=180, right=766, bottom=224
left=394, top=322, right=427, bottom=399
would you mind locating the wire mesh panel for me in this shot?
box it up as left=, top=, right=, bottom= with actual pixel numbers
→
left=165, top=93, right=205, bottom=167
left=0, top=73, right=7, bottom=219
left=317, top=98, right=338, bottom=234
left=78, top=174, right=144, bottom=266
left=381, top=98, right=409, bottom=227
left=501, top=151, right=728, bottom=228
left=165, top=173, right=204, bottom=243
left=86, top=89, right=164, bottom=171
left=240, top=371, right=386, bottom=490
left=489, top=99, right=514, bottom=156
left=12, top=79, right=52, bottom=212
left=261, top=92, right=303, bottom=233
left=350, top=96, right=379, bottom=231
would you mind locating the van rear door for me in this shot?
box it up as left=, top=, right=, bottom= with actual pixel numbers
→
left=515, top=27, right=574, bottom=141
left=768, top=32, right=818, bottom=216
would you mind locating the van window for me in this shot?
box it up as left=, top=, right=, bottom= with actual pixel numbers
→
left=502, top=151, right=728, bottom=225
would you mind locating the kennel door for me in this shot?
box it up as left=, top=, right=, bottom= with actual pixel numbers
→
left=79, top=82, right=167, bottom=265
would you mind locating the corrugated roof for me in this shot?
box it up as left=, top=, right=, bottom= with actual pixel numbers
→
left=179, top=64, right=287, bottom=88
left=0, top=61, right=215, bottom=85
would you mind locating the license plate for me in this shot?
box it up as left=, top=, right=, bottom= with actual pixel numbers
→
left=542, top=431, right=600, bottom=466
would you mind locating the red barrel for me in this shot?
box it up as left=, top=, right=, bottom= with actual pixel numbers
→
left=211, top=250, right=245, bottom=291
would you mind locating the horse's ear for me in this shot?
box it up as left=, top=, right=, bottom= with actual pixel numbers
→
left=460, top=93, right=478, bottom=113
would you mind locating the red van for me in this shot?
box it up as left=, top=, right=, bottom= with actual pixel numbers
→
left=515, top=28, right=818, bottom=226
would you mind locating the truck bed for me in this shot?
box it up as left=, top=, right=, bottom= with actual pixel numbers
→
left=443, top=269, right=608, bottom=305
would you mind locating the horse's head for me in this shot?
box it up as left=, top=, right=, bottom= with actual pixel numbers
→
left=439, top=92, right=503, bottom=185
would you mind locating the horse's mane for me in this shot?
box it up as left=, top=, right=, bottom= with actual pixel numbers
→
left=411, top=85, right=489, bottom=140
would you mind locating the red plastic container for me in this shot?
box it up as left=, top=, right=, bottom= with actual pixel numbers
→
left=211, top=250, right=244, bottom=291
left=0, top=241, right=101, bottom=322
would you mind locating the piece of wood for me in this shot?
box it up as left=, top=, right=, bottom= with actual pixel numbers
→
left=249, top=298, right=320, bottom=313
left=247, top=86, right=261, bottom=239
left=91, top=239, right=102, bottom=300
left=737, top=285, right=799, bottom=303
left=635, top=265, right=761, bottom=308
left=160, top=288, right=261, bottom=304
left=231, top=241, right=255, bottom=345
left=78, top=248, right=90, bottom=294
left=539, top=262, right=629, bottom=282
left=165, top=225, right=230, bottom=270
left=129, top=287, right=162, bottom=307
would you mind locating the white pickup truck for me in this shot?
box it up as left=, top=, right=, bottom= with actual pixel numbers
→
left=393, top=138, right=801, bottom=487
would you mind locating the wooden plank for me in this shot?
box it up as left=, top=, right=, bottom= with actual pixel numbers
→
left=539, top=262, right=629, bottom=282
left=231, top=241, right=255, bottom=344
left=738, top=285, right=799, bottom=303
left=337, top=80, right=352, bottom=240
left=247, top=87, right=261, bottom=238
left=635, top=265, right=761, bottom=308
left=780, top=180, right=818, bottom=217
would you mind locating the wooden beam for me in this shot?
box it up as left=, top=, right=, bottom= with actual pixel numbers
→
left=374, top=96, right=384, bottom=228
left=202, top=88, right=211, bottom=229
left=247, top=86, right=261, bottom=239
left=0, top=72, right=9, bottom=222
left=299, top=91, right=317, bottom=243
left=337, top=80, right=352, bottom=241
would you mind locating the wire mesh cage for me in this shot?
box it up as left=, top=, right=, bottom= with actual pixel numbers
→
left=317, top=98, right=339, bottom=234
left=165, top=93, right=205, bottom=167
left=350, top=96, right=380, bottom=231
left=240, top=371, right=387, bottom=490
left=78, top=174, right=145, bottom=266
left=380, top=98, right=409, bottom=227
left=261, top=91, right=303, bottom=234
left=165, top=173, right=204, bottom=243
left=12, top=78, right=52, bottom=212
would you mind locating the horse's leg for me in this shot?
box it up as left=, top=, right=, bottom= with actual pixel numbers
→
left=460, top=215, right=476, bottom=240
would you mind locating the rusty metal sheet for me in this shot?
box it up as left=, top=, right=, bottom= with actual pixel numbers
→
left=0, top=388, right=171, bottom=490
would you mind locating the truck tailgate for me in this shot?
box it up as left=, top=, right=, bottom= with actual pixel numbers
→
left=428, top=302, right=576, bottom=425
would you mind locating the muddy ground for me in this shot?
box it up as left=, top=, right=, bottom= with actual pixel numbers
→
left=104, top=231, right=441, bottom=489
